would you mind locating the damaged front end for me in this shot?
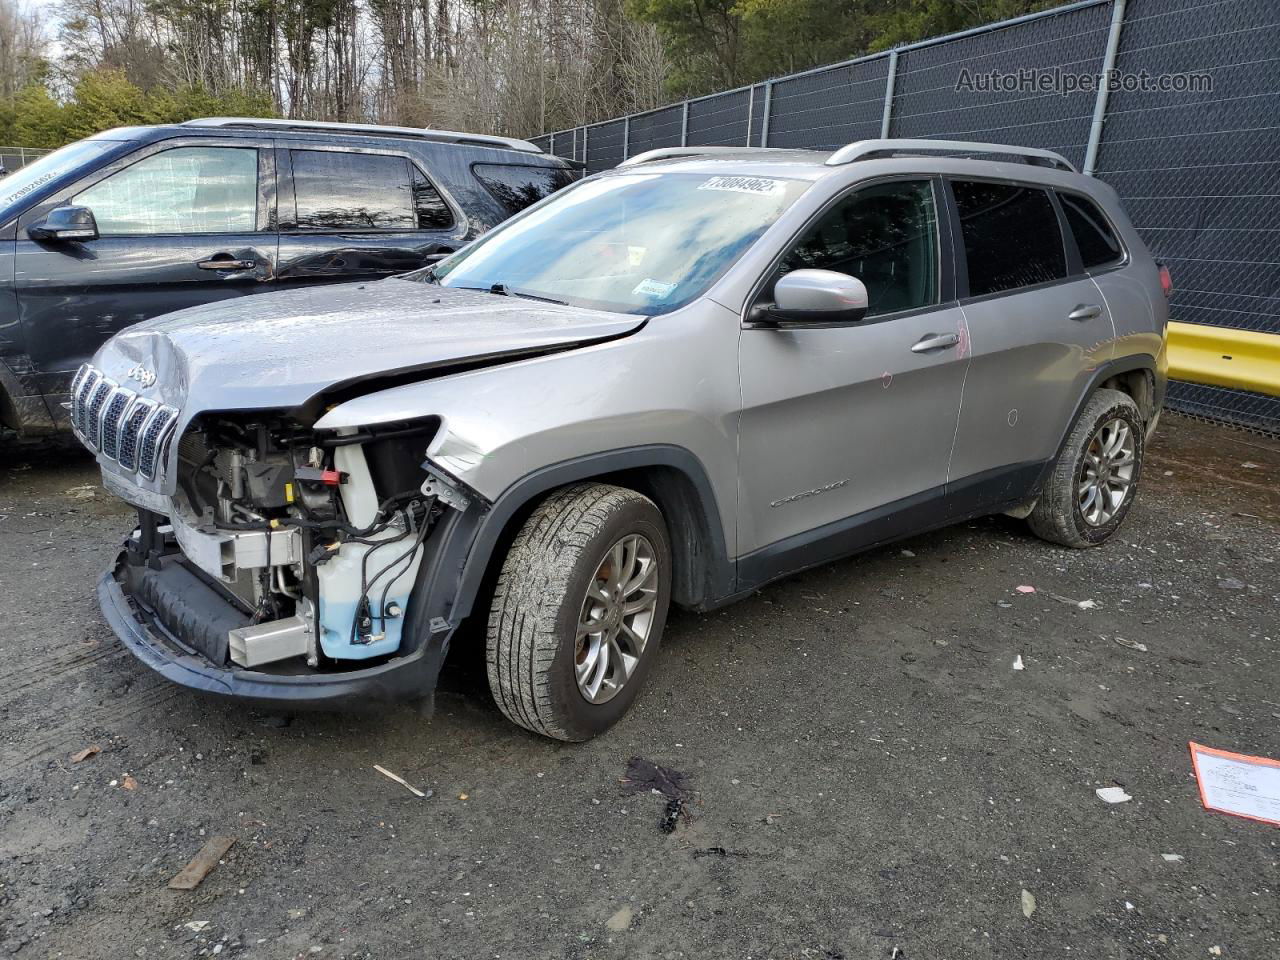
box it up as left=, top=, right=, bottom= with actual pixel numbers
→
left=96, top=404, right=484, bottom=710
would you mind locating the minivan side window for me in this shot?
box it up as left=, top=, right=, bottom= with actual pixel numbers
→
left=472, top=163, right=578, bottom=217
left=290, top=150, right=454, bottom=231
left=1058, top=191, right=1123, bottom=269
left=951, top=180, right=1066, bottom=297
left=778, top=179, right=939, bottom=317
left=74, top=146, right=258, bottom=236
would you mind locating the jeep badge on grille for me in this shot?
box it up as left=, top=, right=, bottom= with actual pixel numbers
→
left=127, top=363, right=157, bottom=388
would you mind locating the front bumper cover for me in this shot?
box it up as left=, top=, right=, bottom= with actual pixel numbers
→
left=98, top=561, right=440, bottom=712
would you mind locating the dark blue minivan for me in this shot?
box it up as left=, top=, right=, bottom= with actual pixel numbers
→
left=0, top=118, right=575, bottom=438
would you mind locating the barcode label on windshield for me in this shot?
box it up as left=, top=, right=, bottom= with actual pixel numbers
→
left=698, top=176, right=785, bottom=196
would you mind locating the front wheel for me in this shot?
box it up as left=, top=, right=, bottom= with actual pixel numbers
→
left=1027, top=388, right=1144, bottom=548
left=486, top=483, right=672, bottom=741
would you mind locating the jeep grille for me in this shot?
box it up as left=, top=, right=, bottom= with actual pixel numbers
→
left=70, top=363, right=178, bottom=481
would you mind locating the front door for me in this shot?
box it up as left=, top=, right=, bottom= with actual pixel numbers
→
left=14, top=140, right=277, bottom=409
left=736, top=178, right=969, bottom=584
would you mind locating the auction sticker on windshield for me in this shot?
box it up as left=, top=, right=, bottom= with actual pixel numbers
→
left=698, top=175, right=786, bottom=196
left=633, top=278, right=677, bottom=298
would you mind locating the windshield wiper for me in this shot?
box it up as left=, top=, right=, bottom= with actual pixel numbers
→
left=449, top=282, right=567, bottom=305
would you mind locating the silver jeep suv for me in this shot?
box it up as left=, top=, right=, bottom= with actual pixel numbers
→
left=77, top=139, right=1168, bottom=740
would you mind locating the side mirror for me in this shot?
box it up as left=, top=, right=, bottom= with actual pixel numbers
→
left=762, top=269, right=868, bottom=325
left=29, top=206, right=99, bottom=243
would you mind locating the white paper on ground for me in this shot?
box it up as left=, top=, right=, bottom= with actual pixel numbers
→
left=1190, top=742, right=1280, bottom=826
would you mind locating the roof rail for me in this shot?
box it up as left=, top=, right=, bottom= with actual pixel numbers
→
left=618, top=146, right=770, bottom=167
left=826, top=138, right=1075, bottom=172
left=180, top=118, right=543, bottom=154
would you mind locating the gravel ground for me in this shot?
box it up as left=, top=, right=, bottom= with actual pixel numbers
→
left=0, top=415, right=1276, bottom=960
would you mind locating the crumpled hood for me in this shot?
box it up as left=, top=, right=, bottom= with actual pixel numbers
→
left=94, top=277, right=644, bottom=416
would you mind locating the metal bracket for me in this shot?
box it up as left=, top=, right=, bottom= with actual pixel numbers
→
left=419, top=462, right=471, bottom=512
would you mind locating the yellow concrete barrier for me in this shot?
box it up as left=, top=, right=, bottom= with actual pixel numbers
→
left=1167, top=321, right=1280, bottom=398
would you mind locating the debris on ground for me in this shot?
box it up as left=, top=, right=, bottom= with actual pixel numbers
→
left=1015, top=585, right=1036, bottom=594
left=1012, top=655, right=1025, bottom=671
left=605, top=906, right=633, bottom=932
left=621, top=756, right=694, bottom=833
left=69, top=745, right=101, bottom=763
left=1161, top=853, right=1184, bottom=862
left=900, top=549, right=915, bottom=557
left=183, top=921, right=211, bottom=933
left=693, top=847, right=749, bottom=859
left=374, top=764, right=430, bottom=798
left=168, top=836, right=236, bottom=890
left=660, top=798, right=684, bottom=834
left=1021, top=889, right=1036, bottom=919
left=1189, top=742, right=1280, bottom=826
left=1048, top=593, right=1098, bottom=610
left=1112, top=636, right=1149, bottom=653
left=64, top=484, right=99, bottom=500
left=121, top=774, right=138, bottom=791
left=1096, top=786, right=1132, bottom=804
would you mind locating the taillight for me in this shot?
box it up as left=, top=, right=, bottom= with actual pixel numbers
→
left=1158, top=263, right=1173, bottom=298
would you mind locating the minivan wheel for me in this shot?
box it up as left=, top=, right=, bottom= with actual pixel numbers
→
left=1027, top=388, right=1144, bottom=548
left=485, top=483, right=672, bottom=741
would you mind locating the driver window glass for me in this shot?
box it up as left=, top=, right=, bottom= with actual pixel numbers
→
left=74, top=147, right=258, bottom=236
left=780, top=179, right=939, bottom=317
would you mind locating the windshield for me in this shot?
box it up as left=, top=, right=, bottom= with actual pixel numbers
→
left=427, top=172, right=810, bottom=315
left=0, top=139, right=122, bottom=224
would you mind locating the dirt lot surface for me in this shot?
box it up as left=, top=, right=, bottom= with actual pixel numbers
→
left=1, top=416, right=1277, bottom=960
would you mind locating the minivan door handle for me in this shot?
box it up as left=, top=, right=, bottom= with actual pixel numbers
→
left=197, top=255, right=257, bottom=271
left=910, top=332, right=960, bottom=353
left=1068, top=303, right=1103, bottom=321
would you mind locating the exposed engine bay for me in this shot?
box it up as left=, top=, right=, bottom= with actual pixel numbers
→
left=130, top=412, right=466, bottom=673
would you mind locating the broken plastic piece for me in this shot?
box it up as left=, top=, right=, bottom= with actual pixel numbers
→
left=1096, top=786, right=1132, bottom=804
left=1012, top=655, right=1025, bottom=671
left=374, top=764, right=429, bottom=798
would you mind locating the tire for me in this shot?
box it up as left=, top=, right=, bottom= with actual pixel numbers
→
left=1027, top=388, right=1144, bottom=548
left=485, top=483, right=672, bottom=741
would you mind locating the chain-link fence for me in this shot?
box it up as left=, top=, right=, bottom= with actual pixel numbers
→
left=532, top=0, right=1280, bottom=434
left=0, top=146, right=52, bottom=172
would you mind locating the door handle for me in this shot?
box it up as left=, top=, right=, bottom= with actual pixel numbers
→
left=910, top=332, right=960, bottom=353
left=197, top=256, right=257, bottom=271
left=1068, top=303, right=1103, bottom=321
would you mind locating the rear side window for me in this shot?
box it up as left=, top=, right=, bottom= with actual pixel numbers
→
left=290, top=150, right=453, bottom=231
left=1058, top=191, right=1123, bottom=269
left=951, top=180, right=1066, bottom=297
left=472, top=162, right=577, bottom=217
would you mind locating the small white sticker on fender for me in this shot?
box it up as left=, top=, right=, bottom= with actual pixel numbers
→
left=698, top=175, right=786, bottom=196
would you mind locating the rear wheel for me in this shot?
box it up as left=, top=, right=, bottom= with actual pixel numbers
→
left=1028, top=388, right=1144, bottom=548
left=485, top=483, right=671, bottom=741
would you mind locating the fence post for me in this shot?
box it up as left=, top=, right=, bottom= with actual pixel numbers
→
left=583, top=125, right=590, bottom=168
left=549, top=131, right=556, bottom=156
left=1084, top=0, right=1127, bottom=176
left=623, top=116, right=630, bottom=159
left=761, top=81, right=774, bottom=147
left=680, top=102, right=690, bottom=146
left=880, top=50, right=899, bottom=139
left=745, top=85, right=755, bottom=146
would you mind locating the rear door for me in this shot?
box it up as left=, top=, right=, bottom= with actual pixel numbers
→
left=275, top=145, right=467, bottom=289
left=13, top=138, right=277, bottom=406
left=944, top=178, right=1116, bottom=503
